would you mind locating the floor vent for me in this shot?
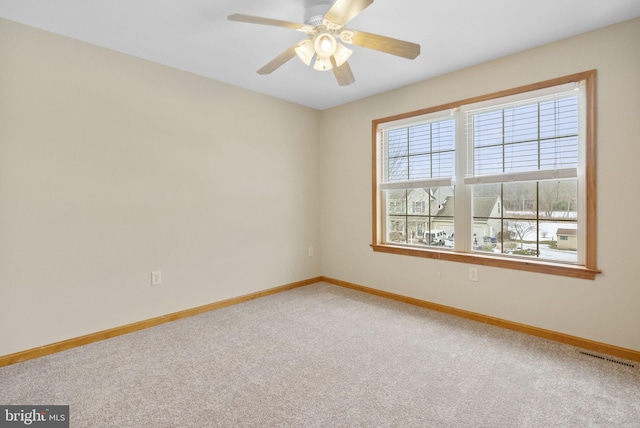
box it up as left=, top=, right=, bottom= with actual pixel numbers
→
left=579, top=351, right=636, bottom=368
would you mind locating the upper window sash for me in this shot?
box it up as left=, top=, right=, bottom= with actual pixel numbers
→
left=462, top=83, right=583, bottom=184
left=379, top=112, right=456, bottom=188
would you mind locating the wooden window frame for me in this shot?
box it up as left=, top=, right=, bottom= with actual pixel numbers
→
left=371, top=70, right=601, bottom=280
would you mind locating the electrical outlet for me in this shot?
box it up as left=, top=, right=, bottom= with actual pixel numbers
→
left=469, top=267, right=479, bottom=282
left=151, top=271, right=162, bottom=286
left=308, top=247, right=314, bottom=257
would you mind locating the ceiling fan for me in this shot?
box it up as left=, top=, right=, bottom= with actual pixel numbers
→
left=228, top=0, right=420, bottom=86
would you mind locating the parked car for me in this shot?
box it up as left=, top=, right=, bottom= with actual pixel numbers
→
left=425, top=230, right=447, bottom=245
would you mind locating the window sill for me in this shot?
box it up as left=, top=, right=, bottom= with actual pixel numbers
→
left=370, top=244, right=601, bottom=280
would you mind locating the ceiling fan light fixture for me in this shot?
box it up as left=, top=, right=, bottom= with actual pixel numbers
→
left=333, top=42, right=353, bottom=67
left=314, top=33, right=336, bottom=58
left=313, top=55, right=333, bottom=71
left=295, top=39, right=315, bottom=66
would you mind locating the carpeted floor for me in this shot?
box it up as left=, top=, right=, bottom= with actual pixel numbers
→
left=1, top=282, right=639, bottom=427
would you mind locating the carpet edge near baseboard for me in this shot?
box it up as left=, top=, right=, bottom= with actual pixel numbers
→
left=320, top=276, right=640, bottom=364
left=2, top=275, right=638, bottom=367
left=0, top=277, right=322, bottom=368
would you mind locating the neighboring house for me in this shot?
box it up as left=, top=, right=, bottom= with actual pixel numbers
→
left=556, top=228, right=578, bottom=250
left=433, top=195, right=501, bottom=243
left=387, top=188, right=501, bottom=245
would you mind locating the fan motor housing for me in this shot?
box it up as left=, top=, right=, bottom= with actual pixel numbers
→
left=304, top=0, right=334, bottom=26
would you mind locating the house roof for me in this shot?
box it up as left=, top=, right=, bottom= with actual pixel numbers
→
left=433, top=196, right=498, bottom=218
left=474, top=196, right=500, bottom=218
left=557, top=228, right=577, bottom=236
left=388, top=192, right=498, bottom=218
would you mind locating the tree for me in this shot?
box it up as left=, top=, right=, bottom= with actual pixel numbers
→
left=539, top=180, right=577, bottom=219
left=508, top=220, right=537, bottom=249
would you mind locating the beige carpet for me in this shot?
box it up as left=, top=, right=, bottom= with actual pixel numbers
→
left=1, top=282, right=639, bottom=427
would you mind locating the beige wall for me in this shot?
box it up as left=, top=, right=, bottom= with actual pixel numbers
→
left=0, top=18, right=321, bottom=356
left=1, top=16, right=639, bottom=357
left=320, top=18, right=640, bottom=352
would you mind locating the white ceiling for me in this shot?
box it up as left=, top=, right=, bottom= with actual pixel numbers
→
left=1, top=0, right=639, bottom=110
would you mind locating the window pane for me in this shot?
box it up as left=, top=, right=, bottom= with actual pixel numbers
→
left=506, top=219, right=539, bottom=257
left=472, top=181, right=579, bottom=263
left=432, top=151, right=455, bottom=178
left=540, top=221, right=578, bottom=263
left=474, top=110, right=503, bottom=147
left=504, top=141, right=538, bottom=172
left=386, top=216, right=406, bottom=243
left=472, top=183, right=501, bottom=253
left=386, top=118, right=455, bottom=182
left=408, top=154, right=430, bottom=180
left=540, top=97, right=578, bottom=139
left=432, top=120, right=456, bottom=152
left=539, top=180, right=577, bottom=219
left=540, top=137, right=578, bottom=170
left=504, top=104, right=538, bottom=143
left=383, top=187, right=454, bottom=249
left=388, top=128, right=408, bottom=157
left=471, top=184, right=502, bottom=247
left=472, top=183, right=500, bottom=250
left=407, top=216, right=429, bottom=244
left=407, top=188, right=429, bottom=214
left=409, top=124, right=430, bottom=155
left=386, top=189, right=406, bottom=214
left=432, top=187, right=454, bottom=218
left=387, top=157, right=408, bottom=181
left=472, top=220, right=499, bottom=253
left=474, top=145, right=503, bottom=175
left=431, top=186, right=454, bottom=247
left=473, top=183, right=501, bottom=198
left=503, top=182, right=536, bottom=216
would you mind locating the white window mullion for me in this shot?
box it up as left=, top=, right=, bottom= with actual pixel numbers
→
left=454, top=109, right=470, bottom=252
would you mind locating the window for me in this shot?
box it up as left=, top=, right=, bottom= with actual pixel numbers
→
left=380, top=117, right=455, bottom=247
left=372, top=71, right=600, bottom=279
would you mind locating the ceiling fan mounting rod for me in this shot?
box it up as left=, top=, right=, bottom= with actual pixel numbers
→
left=304, top=0, right=335, bottom=26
